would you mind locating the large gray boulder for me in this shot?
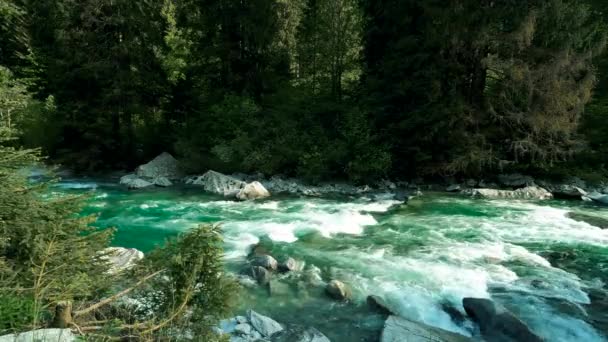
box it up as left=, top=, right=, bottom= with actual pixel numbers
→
left=0, top=329, right=75, bottom=342
left=464, top=186, right=552, bottom=200
left=463, top=297, right=543, bottom=342
left=236, top=181, right=271, bottom=200
left=152, top=176, right=173, bottom=187
left=120, top=174, right=153, bottom=189
left=380, top=316, right=472, bottom=342
left=498, top=174, right=535, bottom=188
left=247, top=309, right=284, bottom=337
left=136, top=152, right=181, bottom=179
left=186, top=170, right=246, bottom=197
left=538, top=181, right=587, bottom=199
left=101, top=247, right=144, bottom=274
left=250, top=266, right=272, bottom=286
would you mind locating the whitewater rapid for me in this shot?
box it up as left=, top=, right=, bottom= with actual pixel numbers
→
left=57, top=180, right=608, bottom=342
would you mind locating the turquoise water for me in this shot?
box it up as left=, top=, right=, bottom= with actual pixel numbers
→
left=54, top=179, right=608, bottom=341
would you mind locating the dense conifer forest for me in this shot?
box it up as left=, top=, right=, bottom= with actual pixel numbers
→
left=2, top=0, right=607, bottom=182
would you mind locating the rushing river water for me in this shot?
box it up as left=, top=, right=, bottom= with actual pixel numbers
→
left=54, top=178, right=608, bottom=342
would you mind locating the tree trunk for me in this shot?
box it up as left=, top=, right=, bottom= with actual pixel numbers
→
left=52, top=301, right=73, bottom=328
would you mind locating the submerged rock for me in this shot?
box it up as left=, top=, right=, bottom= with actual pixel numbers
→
left=101, top=247, right=144, bottom=274
left=463, top=297, right=543, bottom=342
left=566, top=212, right=608, bottom=229
left=247, top=309, right=284, bottom=337
left=380, top=316, right=472, bottom=342
left=186, top=170, right=246, bottom=196
left=325, top=280, right=352, bottom=301
left=236, top=181, right=271, bottom=200
left=367, top=295, right=394, bottom=315
left=250, top=266, right=272, bottom=286
left=464, top=186, right=552, bottom=200
left=0, top=329, right=75, bottom=342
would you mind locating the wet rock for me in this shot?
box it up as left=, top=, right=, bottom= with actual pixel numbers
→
left=463, top=297, right=543, bottom=342
left=0, top=329, right=76, bottom=342
left=234, top=323, right=253, bottom=336
left=463, top=186, right=552, bottom=200
left=136, top=152, right=181, bottom=179
left=498, top=174, right=535, bottom=188
left=545, top=184, right=587, bottom=199
left=271, top=325, right=331, bottom=342
left=367, top=295, right=394, bottom=315
left=120, top=174, right=153, bottom=189
left=152, top=176, right=173, bottom=187
left=247, top=309, right=284, bottom=337
left=236, top=181, right=271, bottom=200
left=545, top=250, right=578, bottom=265
left=585, top=192, right=608, bottom=205
left=441, top=302, right=467, bottom=326
left=380, top=316, right=473, bottom=342
left=279, top=257, right=303, bottom=273
left=566, top=212, right=608, bottom=229
left=251, top=254, right=278, bottom=271
left=446, top=184, right=461, bottom=192
left=250, top=266, right=272, bottom=286
left=185, top=170, right=246, bottom=197
left=325, top=280, right=352, bottom=301
left=101, top=247, right=144, bottom=274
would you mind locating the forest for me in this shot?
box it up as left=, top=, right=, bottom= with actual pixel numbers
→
left=1, top=0, right=607, bottom=183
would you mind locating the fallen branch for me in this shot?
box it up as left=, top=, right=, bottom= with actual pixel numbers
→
left=74, top=269, right=165, bottom=318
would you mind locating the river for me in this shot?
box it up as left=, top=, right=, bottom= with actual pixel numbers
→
left=54, top=178, right=608, bottom=342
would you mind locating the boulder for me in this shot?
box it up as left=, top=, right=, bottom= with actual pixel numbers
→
left=498, top=174, right=535, bottom=188
left=251, top=254, right=278, bottom=271
left=0, top=329, right=75, bottom=342
left=247, top=309, right=284, bottom=337
left=120, top=174, right=153, bottom=189
left=135, top=152, right=181, bottom=179
left=152, top=176, right=173, bottom=187
left=446, top=184, right=461, bottom=192
left=464, top=186, right=552, bottom=200
left=540, top=182, right=587, bottom=199
left=585, top=192, right=608, bottom=205
left=186, top=170, right=246, bottom=197
left=101, top=247, right=144, bottom=274
left=367, top=295, right=394, bottom=315
left=325, top=280, right=352, bottom=301
left=278, top=257, right=303, bottom=273
left=566, top=212, right=608, bottom=229
left=250, top=266, right=272, bottom=286
left=380, top=316, right=473, bottom=342
left=271, top=325, right=331, bottom=342
left=463, top=297, right=543, bottom=342
left=236, top=181, right=271, bottom=200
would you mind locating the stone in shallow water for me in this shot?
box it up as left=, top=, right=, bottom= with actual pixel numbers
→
left=236, top=181, right=271, bottom=200
left=380, top=316, right=472, bottom=342
left=566, top=212, right=608, bottom=229
left=101, top=247, right=144, bottom=274
left=325, top=280, right=352, bottom=301
left=463, top=297, right=543, bottom=342
left=251, top=254, right=278, bottom=271
left=367, top=295, right=394, bottom=315
left=135, top=152, right=181, bottom=179
left=250, top=266, right=272, bottom=286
